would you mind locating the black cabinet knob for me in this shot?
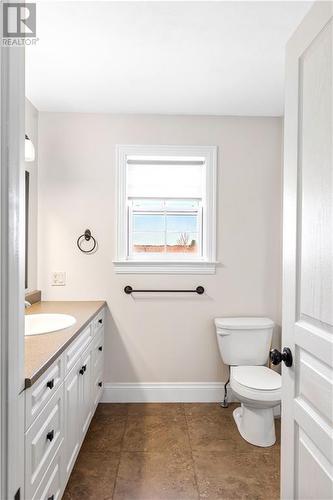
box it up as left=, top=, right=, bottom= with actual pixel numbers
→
left=47, top=495, right=54, bottom=500
left=98, top=318, right=103, bottom=325
left=46, top=379, right=54, bottom=390
left=79, top=364, right=87, bottom=375
left=98, top=382, right=102, bottom=387
left=98, top=346, right=103, bottom=352
left=270, top=348, right=293, bottom=367
left=46, top=430, right=54, bottom=442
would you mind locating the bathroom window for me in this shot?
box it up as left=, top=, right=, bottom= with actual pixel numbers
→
left=114, top=145, right=217, bottom=274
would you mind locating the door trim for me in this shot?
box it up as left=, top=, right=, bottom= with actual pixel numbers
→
left=0, top=25, right=25, bottom=500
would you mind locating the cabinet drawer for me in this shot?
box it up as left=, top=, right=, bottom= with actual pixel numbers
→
left=25, top=385, right=64, bottom=500
left=25, top=356, right=64, bottom=430
left=92, top=368, right=103, bottom=408
left=32, top=444, right=62, bottom=500
left=93, top=328, right=104, bottom=374
left=93, top=308, right=105, bottom=334
left=65, top=325, right=92, bottom=374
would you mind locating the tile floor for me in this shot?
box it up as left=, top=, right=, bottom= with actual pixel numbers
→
left=63, top=403, right=280, bottom=500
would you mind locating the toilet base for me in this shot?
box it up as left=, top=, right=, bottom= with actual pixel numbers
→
left=233, top=404, right=276, bottom=447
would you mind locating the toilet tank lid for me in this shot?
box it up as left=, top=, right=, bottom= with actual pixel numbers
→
left=214, top=317, right=274, bottom=330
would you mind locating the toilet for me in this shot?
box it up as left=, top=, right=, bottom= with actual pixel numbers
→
left=214, top=317, right=281, bottom=447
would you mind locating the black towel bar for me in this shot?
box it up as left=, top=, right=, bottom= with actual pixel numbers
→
left=124, top=285, right=204, bottom=295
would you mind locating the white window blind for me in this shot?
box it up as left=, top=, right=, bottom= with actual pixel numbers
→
left=126, top=158, right=205, bottom=199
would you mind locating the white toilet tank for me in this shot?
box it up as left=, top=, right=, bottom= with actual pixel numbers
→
left=214, top=317, right=274, bottom=366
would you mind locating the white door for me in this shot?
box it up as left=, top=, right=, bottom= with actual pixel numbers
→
left=282, top=1, right=333, bottom=499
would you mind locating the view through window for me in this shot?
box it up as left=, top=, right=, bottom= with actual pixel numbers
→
left=129, top=199, right=202, bottom=257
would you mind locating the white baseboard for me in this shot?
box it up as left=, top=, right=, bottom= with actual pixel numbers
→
left=101, top=383, right=281, bottom=417
left=101, top=382, right=234, bottom=403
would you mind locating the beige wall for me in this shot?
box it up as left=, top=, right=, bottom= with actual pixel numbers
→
left=25, top=98, right=39, bottom=292
left=38, top=113, right=282, bottom=384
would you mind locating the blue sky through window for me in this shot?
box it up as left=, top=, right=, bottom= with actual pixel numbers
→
left=131, top=199, right=200, bottom=252
left=132, top=214, right=199, bottom=247
left=133, top=214, right=197, bottom=233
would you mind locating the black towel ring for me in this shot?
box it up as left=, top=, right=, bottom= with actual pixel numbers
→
left=77, top=229, right=97, bottom=254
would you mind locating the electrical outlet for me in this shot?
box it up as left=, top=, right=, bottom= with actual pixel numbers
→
left=51, top=271, right=66, bottom=286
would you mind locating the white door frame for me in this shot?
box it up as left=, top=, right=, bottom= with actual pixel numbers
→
left=0, top=6, right=26, bottom=498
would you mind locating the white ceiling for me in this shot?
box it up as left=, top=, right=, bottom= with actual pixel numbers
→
left=26, top=1, right=313, bottom=116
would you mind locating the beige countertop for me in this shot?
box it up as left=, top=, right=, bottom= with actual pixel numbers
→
left=25, top=300, right=106, bottom=388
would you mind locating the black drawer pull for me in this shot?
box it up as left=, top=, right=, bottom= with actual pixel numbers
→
left=98, top=318, right=103, bottom=325
left=46, top=379, right=54, bottom=390
left=98, top=382, right=102, bottom=387
left=79, top=364, right=87, bottom=375
left=98, top=346, right=103, bottom=352
left=46, top=430, right=54, bottom=442
left=47, top=495, right=54, bottom=500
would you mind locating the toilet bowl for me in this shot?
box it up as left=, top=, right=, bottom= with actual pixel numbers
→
left=214, top=317, right=281, bottom=448
left=230, top=365, right=281, bottom=447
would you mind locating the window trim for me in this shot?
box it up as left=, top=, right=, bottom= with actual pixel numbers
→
left=114, top=144, right=218, bottom=275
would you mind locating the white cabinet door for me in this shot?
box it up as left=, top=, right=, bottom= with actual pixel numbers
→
left=80, top=343, right=94, bottom=438
left=63, top=358, right=81, bottom=480
left=282, top=2, right=333, bottom=498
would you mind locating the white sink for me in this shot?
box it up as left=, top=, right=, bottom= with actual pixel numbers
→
left=25, top=313, right=77, bottom=336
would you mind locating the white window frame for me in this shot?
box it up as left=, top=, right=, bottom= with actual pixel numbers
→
left=113, top=145, right=218, bottom=274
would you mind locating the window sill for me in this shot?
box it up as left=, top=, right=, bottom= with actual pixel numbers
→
left=113, top=260, right=217, bottom=275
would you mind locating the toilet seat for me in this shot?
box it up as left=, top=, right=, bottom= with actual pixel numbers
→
left=230, top=366, right=281, bottom=402
left=232, top=366, right=281, bottom=390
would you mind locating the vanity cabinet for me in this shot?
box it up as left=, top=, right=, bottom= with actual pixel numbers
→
left=24, top=306, right=105, bottom=500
